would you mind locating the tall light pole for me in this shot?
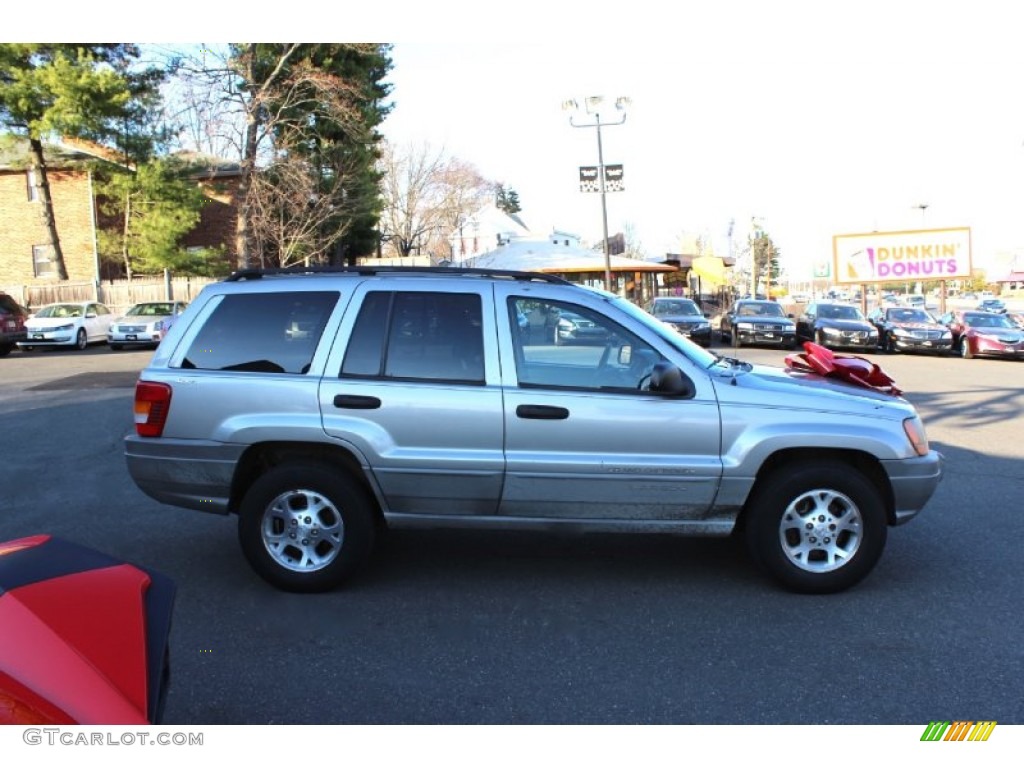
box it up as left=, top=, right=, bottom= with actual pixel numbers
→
left=564, top=96, right=629, bottom=292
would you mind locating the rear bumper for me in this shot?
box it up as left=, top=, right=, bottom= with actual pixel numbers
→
left=125, top=435, right=244, bottom=514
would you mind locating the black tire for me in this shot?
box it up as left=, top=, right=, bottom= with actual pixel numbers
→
left=743, top=461, right=888, bottom=594
left=730, top=328, right=741, bottom=348
left=75, top=328, right=88, bottom=350
left=0, top=343, right=11, bottom=357
left=884, top=334, right=897, bottom=354
left=238, top=463, right=377, bottom=592
left=814, top=329, right=827, bottom=348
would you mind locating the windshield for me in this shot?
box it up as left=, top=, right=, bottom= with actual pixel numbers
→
left=737, top=302, right=785, bottom=317
left=887, top=308, right=931, bottom=323
left=965, top=313, right=1013, bottom=329
left=651, top=299, right=700, bottom=317
left=818, top=304, right=864, bottom=321
left=36, top=304, right=83, bottom=318
left=128, top=303, right=174, bottom=316
left=613, top=297, right=718, bottom=367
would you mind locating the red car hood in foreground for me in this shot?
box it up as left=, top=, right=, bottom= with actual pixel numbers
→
left=0, top=535, right=174, bottom=725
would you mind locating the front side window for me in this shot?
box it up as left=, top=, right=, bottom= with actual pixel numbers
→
left=181, top=291, right=338, bottom=374
left=508, top=297, right=664, bottom=392
left=341, top=291, right=485, bottom=384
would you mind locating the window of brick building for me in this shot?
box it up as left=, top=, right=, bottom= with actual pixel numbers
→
left=32, top=245, right=57, bottom=278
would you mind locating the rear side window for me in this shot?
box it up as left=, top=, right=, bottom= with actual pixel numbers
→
left=181, top=291, right=338, bottom=374
left=341, top=291, right=484, bottom=384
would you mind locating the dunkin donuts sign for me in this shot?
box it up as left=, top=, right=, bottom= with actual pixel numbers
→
left=832, top=227, right=972, bottom=284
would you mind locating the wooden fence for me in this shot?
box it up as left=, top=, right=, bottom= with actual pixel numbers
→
left=1, top=276, right=217, bottom=314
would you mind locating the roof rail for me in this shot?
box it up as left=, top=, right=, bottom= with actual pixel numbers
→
left=224, top=265, right=572, bottom=284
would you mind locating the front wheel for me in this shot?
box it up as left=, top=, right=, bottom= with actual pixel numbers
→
left=238, top=463, right=377, bottom=592
left=730, top=328, right=741, bottom=348
left=743, top=462, right=888, bottom=594
left=75, top=328, right=88, bottom=350
left=814, top=329, right=828, bottom=348
left=961, top=338, right=974, bottom=359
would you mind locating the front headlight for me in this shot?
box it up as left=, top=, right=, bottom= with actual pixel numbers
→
left=903, top=416, right=930, bottom=456
left=822, top=327, right=842, bottom=336
left=54, top=323, right=74, bottom=331
left=892, top=327, right=911, bottom=337
left=736, top=322, right=754, bottom=330
left=696, top=321, right=710, bottom=330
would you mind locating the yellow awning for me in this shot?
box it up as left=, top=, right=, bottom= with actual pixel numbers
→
left=690, top=255, right=728, bottom=286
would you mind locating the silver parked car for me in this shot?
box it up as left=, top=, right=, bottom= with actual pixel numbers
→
left=108, top=301, right=189, bottom=350
left=125, top=267, right=943, bottom=595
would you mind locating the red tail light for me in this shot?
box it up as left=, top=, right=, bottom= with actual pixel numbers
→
left=134, top=381, right=172, bottom=437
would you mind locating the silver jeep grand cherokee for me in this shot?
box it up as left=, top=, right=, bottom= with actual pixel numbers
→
left=125, top=267, right=943, bottom=594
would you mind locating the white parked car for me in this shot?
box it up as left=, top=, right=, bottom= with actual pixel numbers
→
left=18, top=301, right=113, bottom=351
left=108, top=301, right=189, bottom=350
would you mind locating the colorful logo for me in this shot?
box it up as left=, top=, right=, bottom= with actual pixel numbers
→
left=920, top=721, right=997, bottom=741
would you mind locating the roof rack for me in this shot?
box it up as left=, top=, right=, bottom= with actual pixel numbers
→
left=224, top=265, right=572, bottom=285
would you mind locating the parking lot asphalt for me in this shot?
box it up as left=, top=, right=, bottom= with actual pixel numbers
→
left=1, top=341, right=1022, bottom=726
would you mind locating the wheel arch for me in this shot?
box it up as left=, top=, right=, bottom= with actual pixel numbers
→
left=739, top=447, right=896, bottom=528
left=228, top=441, right=383, bottom=520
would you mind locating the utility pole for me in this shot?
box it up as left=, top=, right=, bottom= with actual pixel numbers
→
left=565, top=96, right=629, bottom=292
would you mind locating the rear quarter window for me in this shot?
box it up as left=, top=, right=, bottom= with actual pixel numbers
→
left=180, top=291, right=338, bottom=374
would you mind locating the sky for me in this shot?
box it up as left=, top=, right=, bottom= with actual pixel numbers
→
left=19, top=1, right=1024, bottom=282
left=372, top=2, right=1024, bottom=279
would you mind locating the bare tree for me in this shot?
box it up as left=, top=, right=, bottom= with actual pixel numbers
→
left=378, top=140, right=492, bottom=259
left=167, top=44, right=371, bottom=268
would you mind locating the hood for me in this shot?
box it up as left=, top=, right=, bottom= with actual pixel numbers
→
left=659, top=314, right=707, bottom=323
left=25, top=317, right=81, bottom=329
left=712, top=361, right=910, bottom=414
left=889, top=320, right=941, bottom=330
left=734, top=316, right=794, bottom=327
left=816, top=318, right=873, bottom=331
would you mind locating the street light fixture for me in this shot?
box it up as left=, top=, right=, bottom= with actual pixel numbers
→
left=564, top=96, right=630, bottom=291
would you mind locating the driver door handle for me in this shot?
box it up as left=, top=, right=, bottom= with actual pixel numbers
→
left=516, top=404, right=569, bottom=420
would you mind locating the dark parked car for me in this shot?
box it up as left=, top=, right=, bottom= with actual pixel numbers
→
left=0, top=292, right=29, bottom=357
left=867, top=306, right=953, bottom=355
left=719, top=299, right=796, bottom=349
left=644, top=297, right=712, bottom=347
left=796, top=302, right=878, bottom=351
left=553, top=309, right=609, bottom=345
left=939, top=310, right=1024, bottom=360
left=977, top=298, right=1006, bottom=314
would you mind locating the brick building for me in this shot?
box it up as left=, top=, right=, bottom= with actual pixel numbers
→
left=0, top=136, right=240, bottom=286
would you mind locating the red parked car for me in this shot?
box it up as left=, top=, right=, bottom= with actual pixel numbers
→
left=939, top=310, right=1024, bottom=360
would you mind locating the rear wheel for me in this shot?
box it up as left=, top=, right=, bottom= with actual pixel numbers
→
left=238, top=463, right=377, bottom=592
left=743, top=461, right=888, bottom=594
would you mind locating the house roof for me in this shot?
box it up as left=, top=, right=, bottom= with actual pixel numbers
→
left=465, top=238, right=677, bottom=274
left=0, top=134, right=118, bottom=171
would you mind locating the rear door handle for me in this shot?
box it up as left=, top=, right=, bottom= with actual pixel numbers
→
left=333, top=394, right=381, bottom=409
left=516, top=404, right=569, bottom=420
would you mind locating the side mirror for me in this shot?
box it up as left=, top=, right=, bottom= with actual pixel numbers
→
left=649, top=361, right=696, bottom=397
left=617, top=344, right=633, bottom=365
